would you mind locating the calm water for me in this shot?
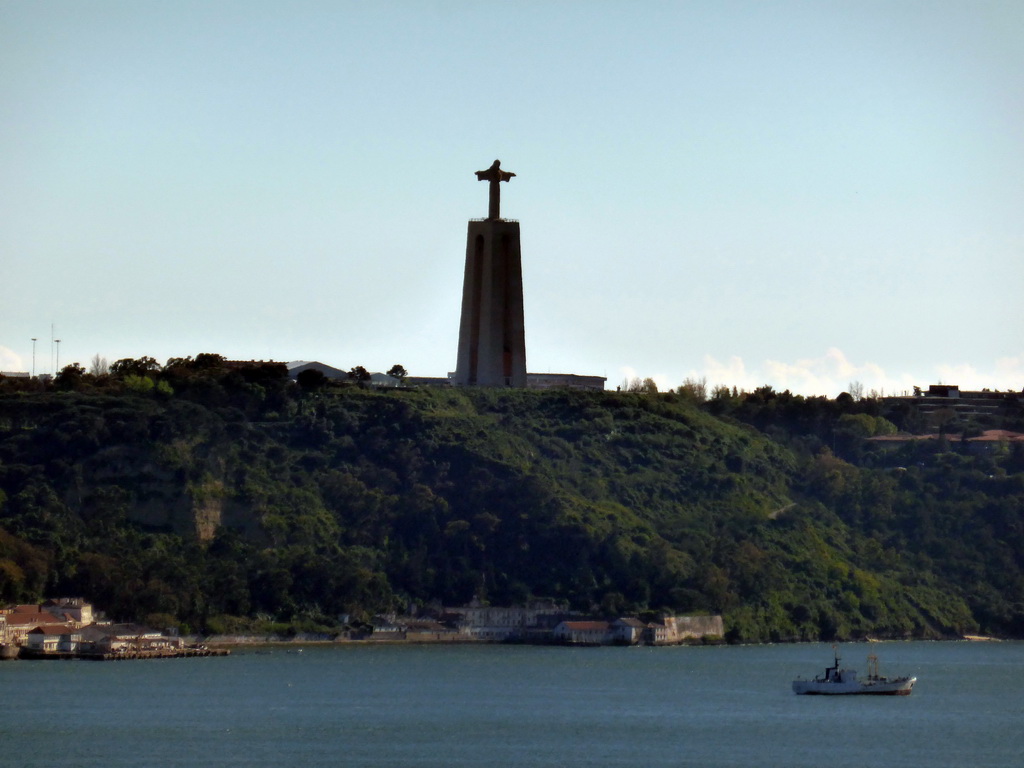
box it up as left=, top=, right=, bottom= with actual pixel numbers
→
left=2, top=641, right=1022, bottom=767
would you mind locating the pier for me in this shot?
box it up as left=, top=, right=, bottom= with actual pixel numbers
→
left=17, top=646, right=230, bottom=661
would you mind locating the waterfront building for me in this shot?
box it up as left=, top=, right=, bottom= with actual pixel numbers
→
left=43, top=597, right=94, bottom=626
left=553, top=620, right=612, bottom=645
left=26, top=624, right=81, bottom=653
left=2, top=606, right=67, bottom=644
left=611, top=618, right=647, bottom=644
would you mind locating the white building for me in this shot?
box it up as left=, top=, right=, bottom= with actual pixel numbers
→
left=611, top=618, right=647, bottom=645
left=446, top=599, right=568, bottom=641
left=552, top=620, right=612, bottom=645
left=43, top=598, right=94, bottom=626
left=26, top=625, right=81, bottom=653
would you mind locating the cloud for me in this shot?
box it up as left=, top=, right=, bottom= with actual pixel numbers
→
left=699, top=355, right=751, bottom=390
left=996, top=356, right=1022, bottom=375
left=618, top=366, right=673, bottom=393
left=0, top=346, right=24, bottom=372
left=651, top=373, right=673, bottom=393
left=682, top=347, right=1024, bottom=398
left=934, top=363, right=982, bottom=387
left=617, top=366, right=639, bottom=388
left=936, top=359, right=1024, bottom=392
left=759, top=348, right=912, bottom=398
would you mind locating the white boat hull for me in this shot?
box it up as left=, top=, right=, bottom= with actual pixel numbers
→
left=792, top=676, right=916, bottom=695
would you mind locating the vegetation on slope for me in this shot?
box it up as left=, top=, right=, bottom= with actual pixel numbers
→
left=1, top=359, right=1022, bottom=641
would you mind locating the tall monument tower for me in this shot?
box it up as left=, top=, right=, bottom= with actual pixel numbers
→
left=454, top=160, right=527, bottom=387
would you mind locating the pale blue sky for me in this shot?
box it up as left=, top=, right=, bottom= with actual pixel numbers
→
left=2, top=1, right=1021, bottom=395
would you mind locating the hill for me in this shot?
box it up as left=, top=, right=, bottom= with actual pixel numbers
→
left=1, top=362, right=1022, bottom=641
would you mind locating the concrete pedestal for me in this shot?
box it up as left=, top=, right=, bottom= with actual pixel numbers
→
left=454, top=219, right=526, bottom=387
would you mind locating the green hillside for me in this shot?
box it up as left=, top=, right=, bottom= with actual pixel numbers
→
left=1, top=361, right=1022, bottom=641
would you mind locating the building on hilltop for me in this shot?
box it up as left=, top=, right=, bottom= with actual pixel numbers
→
left=223, top=359, right=289, bottom=375
left=867, top=428, right=1024, bottom=454
left=527, top=373, right=606, bottom=392
left=369, top=372, right=401, bottom=388
left=387, top=372, right=609, bottom=391
left=886, top=384, right=1023, bottom=419
left=287, top=362, right=402, bottom=388
left=286, top=361, right=349, bottom=380
left=405, top=375, right=452, bottom=388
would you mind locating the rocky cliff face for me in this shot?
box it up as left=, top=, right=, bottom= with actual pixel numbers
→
left=69, top=433, right=262, bottom=542
left=190, top=486, right=224, bottom=542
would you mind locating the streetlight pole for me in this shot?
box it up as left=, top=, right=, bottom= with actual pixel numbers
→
left=31, top=338, right=37, bottom=377
left=55, top=339, right=61, bottom=374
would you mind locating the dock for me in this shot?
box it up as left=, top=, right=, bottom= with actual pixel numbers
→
left=17, top=646, right=230, bottom=661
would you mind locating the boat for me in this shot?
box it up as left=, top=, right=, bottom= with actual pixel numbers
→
left=792, top=648, right=916, bottom=695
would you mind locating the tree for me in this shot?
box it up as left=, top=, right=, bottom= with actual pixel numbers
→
left=836, top=413, right=896, bottom=439
left=932, top=407, right=958, bottom=437
left=348, top=366, right=370, bottom=383
left=54, top=363, right=86, bottom=390
left=622, top=377, right=657, bottom=393
left=123, top=374, right=155, bottom=394
left=89, top=355, right=109, bottom=376
left=193, top=353, right=225, bottom=370
left=677, top=377, right=707, bottom=402
left=297, top=369, right=327, bottom=391
left=387, top=364, right=408, bottom=382
left=110, top=357, right=161, bottom=378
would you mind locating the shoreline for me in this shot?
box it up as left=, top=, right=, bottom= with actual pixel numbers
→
left=195, top=632, right=1011, bottom=649
left=5, top=634, right=1009, bottom=660
left=195, top=632, right=724, bottom=649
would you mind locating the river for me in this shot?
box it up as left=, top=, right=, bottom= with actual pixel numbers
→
left=2, top=640, right=1021, bottom=767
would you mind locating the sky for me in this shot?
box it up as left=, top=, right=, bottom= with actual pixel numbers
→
left=2, top=1, right=1022, bottom=397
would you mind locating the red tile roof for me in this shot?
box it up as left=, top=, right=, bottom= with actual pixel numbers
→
left=28, top=624, right=76, bottom=635
left=6, top=612, right=58, bottom=626
left=560, top=621, right=610, bottom=631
